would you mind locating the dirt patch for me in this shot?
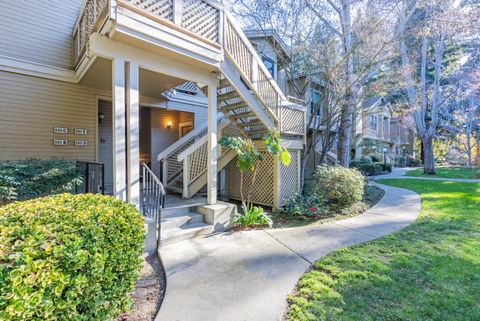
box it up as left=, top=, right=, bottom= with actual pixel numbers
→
left=115, top=253, right=166, bottom=321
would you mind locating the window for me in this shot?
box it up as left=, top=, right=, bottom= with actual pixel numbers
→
left=310, top=90, right=322, bottom=116
left=262, top=55, right=275, bottom=78
left=369, top=115, right=377, bottom=130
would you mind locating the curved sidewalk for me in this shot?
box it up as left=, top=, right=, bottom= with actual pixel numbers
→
left=156, top=182, right=421, bottom=321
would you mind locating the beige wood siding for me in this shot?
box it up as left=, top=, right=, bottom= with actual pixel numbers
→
left=0, top=0, right=83, bottom=69
left=0, top=71, right=99, bottom=161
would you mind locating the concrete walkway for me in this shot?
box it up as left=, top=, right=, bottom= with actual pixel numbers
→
left=156, top=181, right=421, bottom=321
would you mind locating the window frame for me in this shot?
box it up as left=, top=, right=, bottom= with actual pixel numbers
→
left=261, top=55, right=276, bottom=79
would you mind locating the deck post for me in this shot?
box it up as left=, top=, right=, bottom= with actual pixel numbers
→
left=112, top=58, right=127, bottom=201
left=126, top=61, right=140, bottom=209
left=207, top=83, right=218, bottom=205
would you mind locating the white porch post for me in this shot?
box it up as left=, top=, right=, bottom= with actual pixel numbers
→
left=112, top=58, right=127, bottom=201
left=207, top=84, right=218, bottom=205
left=126, top=62, right=140, bottom=208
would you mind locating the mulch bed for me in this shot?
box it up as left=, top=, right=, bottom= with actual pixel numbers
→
left=114, top=253, right=166, bottom=321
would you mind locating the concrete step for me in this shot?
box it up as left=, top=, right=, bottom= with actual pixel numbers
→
left=160, top=222, right=214, bottom=247
left=161, top=212, right=204, bottom=230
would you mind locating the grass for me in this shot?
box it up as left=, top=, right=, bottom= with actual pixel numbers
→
left=405, top=166, right=480, bottom=179
left=286, top=179, right=480, bottom=321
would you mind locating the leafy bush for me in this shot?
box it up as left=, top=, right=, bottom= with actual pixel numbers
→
left=351, top=162, right=383, bottom=176
left=279, top=193, right=329, bottom=219
left=369, top=154, right=381, bottom=163
left=233, top=204, right=273, bottom=228
left=0, top=158, right=83, bottom=204
left=380, top=163, right=393, bottom=173
left=395, top=156, right=407, bottom=167
left=0, top=193, right=144, bottom=321
left=406, top=156, right=421, bottom=167
left=311, top=166, right=365, bottom=210
left=360, top=156, right=373, bottom=164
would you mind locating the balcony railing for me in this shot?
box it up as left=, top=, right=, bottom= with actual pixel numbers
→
left=73, top=0, right=110, bottom=64
left=74, top=0, right=306, bottom=136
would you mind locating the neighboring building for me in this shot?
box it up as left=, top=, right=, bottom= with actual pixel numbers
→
left=0, top=1, right=307, bottom=239
left=354, top=96, right=415, bottom=163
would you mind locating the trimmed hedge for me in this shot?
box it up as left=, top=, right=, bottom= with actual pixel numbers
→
left=311, top=166, right=365, bottom=210
left=0, top=193, right=144, bottom=321
left=0, top=158, right=83, bottom=204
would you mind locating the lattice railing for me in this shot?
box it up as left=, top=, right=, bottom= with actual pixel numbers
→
left=182, top=0, right=220, bottom=42
left=124, top=0, right=174, bottom=21
left=159, top=126, right=207, bottom=186
left=183, top=122, right=241, bottom=184
left=73, top=0, right=109, bottom=63
left=281, top=105, right=306, bottom=136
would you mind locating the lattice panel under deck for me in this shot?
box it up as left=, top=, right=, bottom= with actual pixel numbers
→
left=182, top=0, right=220, bottom=42
left=126, top=0, right=174, bottom=21
left=225, top=152, right=274, bottom=206
left=279, top=150, right=300, bottom=207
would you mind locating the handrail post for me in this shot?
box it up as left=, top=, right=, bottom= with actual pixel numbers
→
left=173, top=0, right=183, bottom=25
left=183, top=159, right=189, bottom=198
left=161, top=160, right=168, bottom=186
left=218, top=10, right=225, bottom=48
left=251, top=59, right=258, bottom=90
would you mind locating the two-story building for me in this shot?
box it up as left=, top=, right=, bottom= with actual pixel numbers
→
left=354, top=96, right=415, bottom=163
left=0, top=0, right=306, bottom=244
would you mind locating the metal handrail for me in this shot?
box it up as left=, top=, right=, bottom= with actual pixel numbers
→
left=141, top=163, right=166, bottom=239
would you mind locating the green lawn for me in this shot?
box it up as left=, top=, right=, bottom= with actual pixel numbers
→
left=286, top=179, right=480, bottom=321
left=405, top=166, right=480, bottom=179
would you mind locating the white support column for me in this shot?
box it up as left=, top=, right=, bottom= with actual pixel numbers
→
left=126, top=62, right=140, bottom=208
left=207, top=84, right=218, bottom=205
left=112, top=58, right=127, bottom=201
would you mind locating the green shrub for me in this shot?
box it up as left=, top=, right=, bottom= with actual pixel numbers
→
left=0, top=158, right=83, bottom=204
left=395, top=156, right=407, bottom=167
left=311, top=166, right=365, bottom=210
left=351, top=162, right=383, bottom=176
left=279, top=193, right=329, bottom=219
left=406, top=156, right=421, bottom=167
left=0, top=193, right=144, bottom=321
left=360, top=156, right=373, bottom=164
left=369, top=154, right=381, bottom=163
left=234, top=204, right=273, bottom=228
left=380, top=163, right=393, bottom=173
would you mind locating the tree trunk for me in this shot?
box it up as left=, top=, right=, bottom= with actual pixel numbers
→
left=423, top=136, right=435, bottom=175
left=420, top=140, right=424, bottom=162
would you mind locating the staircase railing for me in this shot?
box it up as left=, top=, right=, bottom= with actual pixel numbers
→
left=141, top=163, right=166, bottom=222
left=75, top=0, right=307, bottom=135
left=157, top=114, right=225, bottom=188
left=176, top=121, right=242, bottom=198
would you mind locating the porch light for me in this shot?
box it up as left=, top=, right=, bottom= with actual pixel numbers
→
left=167, top=121, right=173, bottom=129
left=98, top=112, right=105, bottom=123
